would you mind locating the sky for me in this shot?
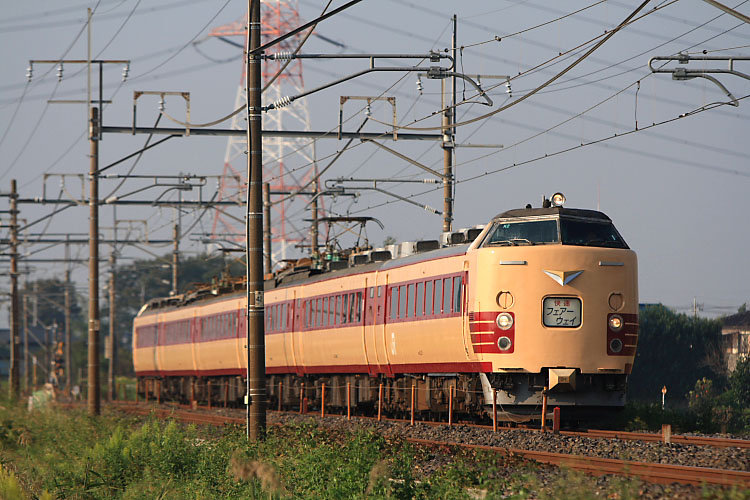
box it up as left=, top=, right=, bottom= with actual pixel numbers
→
left=0, top=0, right=748, bottom=318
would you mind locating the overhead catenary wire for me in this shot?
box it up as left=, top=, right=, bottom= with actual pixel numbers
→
left=0, top=0, right=102, bottom=168
left=159, top=0, right=334, bottom=129
left=350, top=92, right=750, bottom=216
left=461, top=0, right=608, bottom=49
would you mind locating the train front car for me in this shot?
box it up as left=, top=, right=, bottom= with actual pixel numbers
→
left=467, top=196, right=638, bottom=416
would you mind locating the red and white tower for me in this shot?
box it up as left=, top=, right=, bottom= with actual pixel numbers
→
left=210, top=0, right=318, bottom=266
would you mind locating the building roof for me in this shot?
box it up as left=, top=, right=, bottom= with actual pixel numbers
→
left=723, top=311, right=750, bottom=329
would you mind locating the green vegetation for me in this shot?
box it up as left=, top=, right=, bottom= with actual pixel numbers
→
left=624, top=305, right=750, bottom=435
left=628, top=304, right=725, bottom=403
left=11, top=393, right=740, bottom=499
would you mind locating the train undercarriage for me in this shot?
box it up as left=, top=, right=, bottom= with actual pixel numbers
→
left=136, top=370, right=628, bottom=422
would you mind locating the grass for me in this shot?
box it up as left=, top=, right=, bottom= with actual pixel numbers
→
left=0, top=391, right=748, bottom=499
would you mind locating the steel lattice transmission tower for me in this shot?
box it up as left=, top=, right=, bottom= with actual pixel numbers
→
left=209, top=0, right=319, bottom=267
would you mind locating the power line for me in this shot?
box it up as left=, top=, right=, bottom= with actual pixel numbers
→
left=349, top=93, right=750, bottom=215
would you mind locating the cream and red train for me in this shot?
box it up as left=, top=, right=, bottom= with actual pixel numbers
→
left=133, top=197, right=638, bottom=417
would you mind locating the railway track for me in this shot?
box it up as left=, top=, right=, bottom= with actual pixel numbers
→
left=108, top=399, right=750, bottom=450
left=406, top=437, right=750, bottom=487
left=108, top=401, right=750, bottom=488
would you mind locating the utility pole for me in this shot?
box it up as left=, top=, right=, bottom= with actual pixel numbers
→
left=310, top=154, right=320, bottom=263
left=441, top=15, right=457, bottom=233
left=22, top=293, right=28, bottom=392
left=8, top=179, right=19, bottom=400
left=263, top=183, right=272, bottom=274
left=246, top=0, right=266, bottom=441
left=88, top=105, right=101, bottom=416
left=107, top=250, right=116, bottom=400
left=64, top=257, right=72, bottom=393
left=171, top=220, right=179, bottom=295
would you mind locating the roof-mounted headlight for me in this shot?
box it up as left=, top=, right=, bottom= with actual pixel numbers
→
left=551, top=192, right=566, bottom=207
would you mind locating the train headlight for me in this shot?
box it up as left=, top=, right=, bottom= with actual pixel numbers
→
left=551, top=192, right=566, bottom=207
left=608, top=314, right=623, bottom=332
left=609, top=338, right=623, bottom=353
left=496, top=312, right=514, bottom=330
left=498, top=336, right=512, bottom=351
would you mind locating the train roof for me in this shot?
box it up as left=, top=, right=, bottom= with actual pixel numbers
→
left=138, top=243, right=471, bottom=314
left=492, top=207, right=612, bottom=222
left=270, top=243, right=470, bottom=290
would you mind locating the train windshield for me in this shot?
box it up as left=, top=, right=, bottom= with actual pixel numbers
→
left=560, top=219, right=628, bottom=248
left=484, top=220, right=558, bottom=246
left=483, top=217, right=628, bottom=248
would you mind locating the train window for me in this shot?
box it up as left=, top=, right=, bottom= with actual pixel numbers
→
left=434, top=279, right=443, bottom=314
left=346, top=293, right=353, bottom=323
left=355, top=292, right=362, bottom=323
left=369, top=287, right=374, bottom=299
left=329, top=297, right=335, bottom=326
left=453, top=276, right=463, bottom=313
left=378, top=286, right=382, bottom=297
left=322, top=297, right=328, bottom=327
left=316, top=298, right=323, bottom=327
left=560, top=219, right=627, bottom=248
left=425, top=281, right=433, bottom=316
left=407, top=284, right=415, bottom=318
left=443, top=278, right=453, bottom=313
left=484, top=219, right=558, bottom=246
left=282, top=303, right=288, bottom=331
left=390, top=288, right=398, bottom=320
left=305, top=301, right=310, bottom=328
left=416, top=282, right=424, bottom=316
left=399, top=285, right=407, bottom=319
left=341, top=294, right=348, bottom=324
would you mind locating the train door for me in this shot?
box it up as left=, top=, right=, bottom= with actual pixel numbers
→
left=363, top=277, right=380, bottom=375
left=374, top=274, right=393, bottom=376
left=291, top=293, right=305, bottom=376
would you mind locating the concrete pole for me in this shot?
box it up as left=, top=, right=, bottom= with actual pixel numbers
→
left=311, top=185, right=319, bottom=263
left=441, top=82, right=453, bottom=233
left=8, top=179, right=19, bottom=400
left=246, top=0, right=266, bottom=441
left=23, top=294, right=28, bottom=393
left=88, top=106, right=101, bottom=416
left=442, top=15, right=457, bottom=233
left=263, top=183, right=272, bottom=274
left=171, top=221, right=179, bottom=295
left=107, top=250, right=116, bottom=400
left=64, top=263, right=72, bottom=393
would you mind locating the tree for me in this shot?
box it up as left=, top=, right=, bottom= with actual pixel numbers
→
left=739, top=303, right=747, bottom=314
left=628, top=305, right=724, bottom=404
left=382, top=236, right=397, bottom=247
left=728, top=357, right=750, bottom=409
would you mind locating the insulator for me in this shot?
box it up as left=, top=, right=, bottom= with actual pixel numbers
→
left=272, top=96, right=292, bottom=109
left=122, top=63, right=130, bottom=81
left=423, top=179, right=439, bottom=184
left=505, top=80, right=512, bottom=97
left=365, top=103, right=372, bottom=117
left=424, top=205, right=438, bottom=214
left=56, top=63, right=64, bottom=82
left=416, top=76, right=423, bottom=95
left=26, top=64, right=33, bottom=82
left=158, top=97, right=165, bottom=112
left=273, top=51, right=294, bottom=61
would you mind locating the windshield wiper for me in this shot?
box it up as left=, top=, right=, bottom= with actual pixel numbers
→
left=486, top=238, right=535, bottom=246
left=510, top=238, right=533, bottom=246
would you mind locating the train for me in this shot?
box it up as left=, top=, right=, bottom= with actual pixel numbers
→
left=133, top=193, right=638, bottom=420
